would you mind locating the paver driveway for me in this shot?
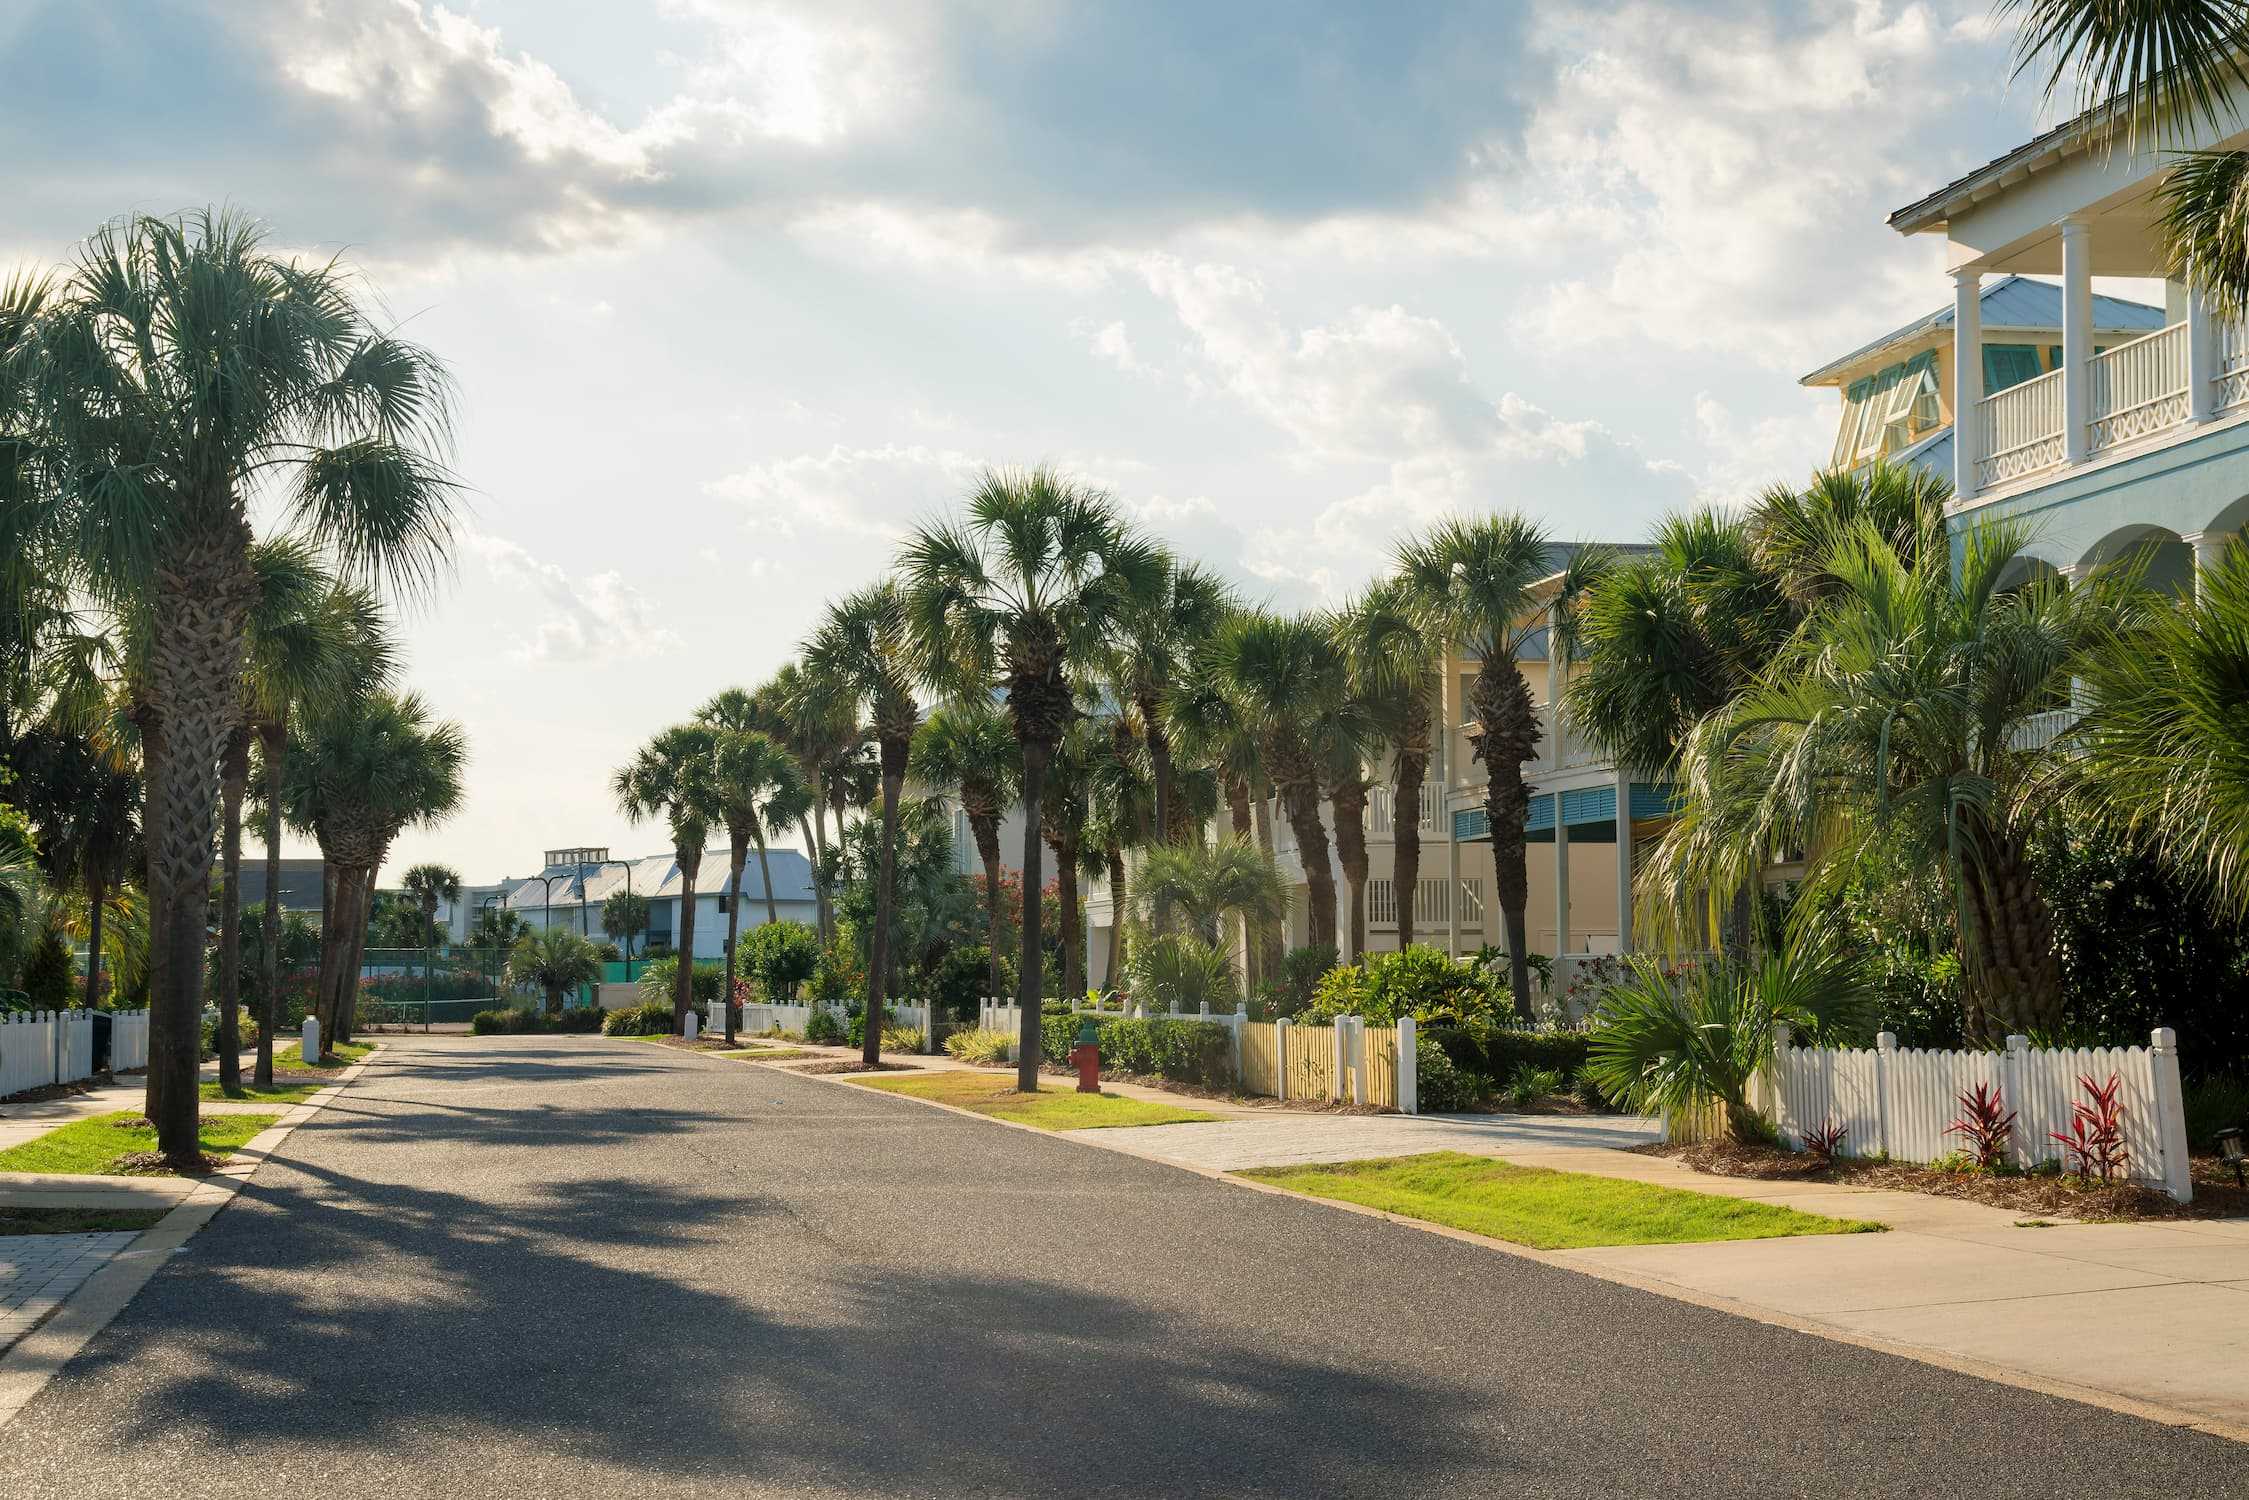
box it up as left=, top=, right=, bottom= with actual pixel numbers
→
left=0, top=1034, right=2242, bottom=1498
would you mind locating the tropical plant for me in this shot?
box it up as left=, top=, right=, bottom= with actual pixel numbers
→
left=1947, top=1082, right=2019, bottom=1170
left=741, top=919, right=821, bottom=1001
left=2052, top=1072, right=2131, bottom=1183
left=912, top=699, right=1021, bottom=1003
left=9, top=209, right=457, bottom=1165
left=1396, top=517, right=1607, bottom=1018
left=1584, top=936, right=1874, bottom=1146
left=1650, top=520, right=2135, bottom=1042
left=1127, top=932, right=1238, bottom=1014
left=398, top=863, right=459, bottom=950
left=1128, top=837, right=1287, bottom=960
left=505, top=926, right=604, bottom=1016
left=898, top=465, right=1164, bottom=1088
left=1110, top=554, right=1235, bottom=844
left=614, top=721, right=719, bottom=1033
left=282, top=692, right=467, bottom=1049
left=698, top=689, right=809, bottom=1045
left=1802, top=1116, right=1849, bottom=1163
left=472, top=905, right=530, bottom=950
left=601, top=888, right=651, bottom=966
left=804, top=581, right=921, bottom=1067
left=1167, top=657, right=1275, bottom=985
left=754, top=662, right=863, bottom=942
left=1336, top=580, right=1443, bottom=949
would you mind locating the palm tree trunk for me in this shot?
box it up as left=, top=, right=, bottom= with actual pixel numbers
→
left=1282, top=782, right=1339, bottom=953
left=672, top=847, right=702, bottom=1032
left=1961, top=821, right=2065, bottom=1043
left=82, top=876, right=106, bottom=1013
left=256, top=724, right=285, bottom=1089
left=1473, top=659, right=1541, bottom=1022
left=1104, top=847, right=1126, bottom=991
left=337, top=866, right=378, bottom=1044
left=808, top=800, right=833, bottom=941
left=972, top=814, right=1007, bottom=1006
left=722, top=825, right=747, bottom=1048
left=1137, top=688, right=1177, bottom=844
left=215, top=726, right=250, bottom=1092
left=1015, top=738, right=1049, bottom=1091
left=1046, top=830, right=1082, bottom=1000
left=1252, top=787, right=1283, bottom=980
left=865, top=740, right=908, bottom=1068
left=1330, top=779, right=1371, bottom=963
left=752, top=828, right=780, bottom=926
left=1394, top=705, right=1431, bottom=949
left=316, top=861, right=357, bottom=1050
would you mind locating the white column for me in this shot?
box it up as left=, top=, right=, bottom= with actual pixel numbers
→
left=1613, top=767, right=1633, bottom=953
left=1396, top=1014, right=1418, bottom=1116
left=1553, top=801, right=1571, bottom=963
left=2150, top=1026, right=2195, bottom=1203
left=2189, top=284, right=2222, bottom=422
left=1952, top=267, right=1983, bottom=501
left=2061, top=218, right=2093, bottom=463
left=1446, top=826, right=1462, bottom=959
left=2185, top=530, right=2231, bottom=597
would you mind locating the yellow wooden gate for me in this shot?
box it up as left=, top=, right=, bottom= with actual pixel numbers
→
left=1240, top=1021, right=1279, bottom=1097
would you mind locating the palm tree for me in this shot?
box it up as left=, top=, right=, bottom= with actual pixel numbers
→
left=912, top=699, right=1022, bottom=1002
left=2004, top=0, right=2249, bottom=310
left=898, top=466, right=1164, bottom=1089
left=613, top=722, right=719, bottom=1034
left=697, top=689, right=809, bottom=1046
left=1201, top=609, right=1368, bottom=956
left=2072, top=535, right=2249, bottom=917
left=804, top=582, right=921, bottom=1067
left=506, top=926, right=604, bottom=1016
left=399, top=863, right=460, bottom=950
left=1167, top=651, right=1275, bottom=988
left=1396, top=518, right=1605, bottom=1019
left=1335, top=582, right=1442, bottom=950
left=10, top=210, right=456, bottom=1163
left=1111, top=556, right=1236, bottom=844
left=283, top=692, right=467, bottom=1049
left=1129, top=838, right=1288, bottom=953
left=1038, top=716, right=1103, bottom=1001
left=757, top=662, right=867, bottom=943
left=1084, top=715, right=1155, bottom=992
left=602, top=888, right=651, bottom=970
left=1650, top=521, right=2134, bottom=1043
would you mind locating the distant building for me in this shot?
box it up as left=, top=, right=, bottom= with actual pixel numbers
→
left=235, top=857, right=326, bottom=917
left=453, top=843, right=818, bottom=959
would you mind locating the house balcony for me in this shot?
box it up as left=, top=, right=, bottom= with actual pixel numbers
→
left=1447, top=714, right=1608, bottom=792
left=1364, top=781, right=1440, bottom=840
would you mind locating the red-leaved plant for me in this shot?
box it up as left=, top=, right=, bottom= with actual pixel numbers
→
left=1803, top=1116, right=1848, bottom=1163
left=2052, top=1073, right=2130, bottom=1184
left=1946, top=1082, right=2018, bottom=1169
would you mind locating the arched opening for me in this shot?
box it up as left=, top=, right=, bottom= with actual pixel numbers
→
left=2079, top=524, right=2193, bottom=600
left=1995, top=553, right=2066, bottom=594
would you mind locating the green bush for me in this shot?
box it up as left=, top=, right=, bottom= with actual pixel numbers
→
left=804, top=1007, right=846, bottom=1045
left=636, top=956, right=725, bottom=1009
left=809, top=941, right=863, bottom=1005
left=470, top=1008, right=527, bottom=1035
left=552, top=1007, right=605, bottom=1034
left=20, top=927, right=72, bottom=1011
left=929, top=945, right=1012, bottom=1021
left=944, top=1027, right=1011, bottom=1065
left=1415, top=1035, right=1480, bottom=1113
left=1259, top=944, right=1336, bottom=1019
left=1426, top=1027, right=1592, bottom=1082
left=1037, top=1013, right=1235, bottom=1089
left=1304, top=945, right=1505, bottom=1029
left=742, top=920, right=822, bottom=1000
left=883, top=1025, right=926, bottom=1054
left=2185, top=1074, right=2249, bottom=1150
left=602, top=1001, right=675, bottom=1037
left=1502, top=1065, right=1567, bottom=1108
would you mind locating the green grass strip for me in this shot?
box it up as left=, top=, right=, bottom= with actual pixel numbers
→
left=1239, top=1151, right=1886, bottom=1250
left=0, top=1205, right=168, bottom=1235
left=0, top=1111, right=281, bottom=1176
left=199, top=1078, right=326, bottom=1104
left=271, top=1040, right=371, bottom=1070
left=850, top=1071, right=1218, bottom=1130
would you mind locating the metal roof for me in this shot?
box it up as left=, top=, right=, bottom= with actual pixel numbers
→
left=495, top=848, right=816, bottom=911
left=1800, top=275, right=2165, bottom=386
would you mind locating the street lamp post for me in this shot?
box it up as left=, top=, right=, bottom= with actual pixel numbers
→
left=592, top=859, right=637, bottom=981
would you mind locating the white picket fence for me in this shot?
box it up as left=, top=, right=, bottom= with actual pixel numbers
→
left=0, top=1009, right=148, bottom=1097
left=1755, top=1026, right=2192, bottom=1201
left=727, top=999, right=936, bottom=1052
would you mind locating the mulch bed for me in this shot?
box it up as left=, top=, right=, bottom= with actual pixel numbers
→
left=789, top=1060, right=915, bottom=1075
left=1637, top=1140, right=2249, bottom=1221
left=1, top=1077, right=108, bottom=1107
left=109, top=1150, right=230, bottom=1176
left=638, top=1035, right=751, bottom=1052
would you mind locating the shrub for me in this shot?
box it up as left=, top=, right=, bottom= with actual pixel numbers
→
left=602, top=1001, right=675, bottom=1037
left=20, top=927, right=72, bottom=1011
left=809, top=940, right=863, bottom=1005
left=944, top=1027, right=1011, bottom=1065
left=804, top=1007, right=846, bottom=1045
left=742, top=920, right=822, bottom=1001
left=470, top=1008, right=526, bottom=1035
left=882, top=1026, right=926, bottom=1054
left=636, top=955, right=726, bottom=1009
left=552, top=1006, right=605, bottom=1034
left=928, top=945, right=1012, bottom=1022
left=1803, top=1116, right=1849, bottom=1162
left=1427, top=1027, right=1591, bottom=1082
left=1415, top=1035, right=1479, bottom=1113
left=2052, top=1073, right=2130, bottom=1184
left=2185, top=1074, right=2249, bottom=1151
left=1945, top=1082, right=2018, bottom=1169
left=1037, top=1013, right=1235, bottom=1089
left=1128, top=932, right=1237, bottom=1013
left=1258, top=944, right=1336, bottom=1019
left=1501, top=1064, right=1566, bottom=1109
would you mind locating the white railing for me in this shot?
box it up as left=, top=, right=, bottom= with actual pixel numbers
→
left=2008, top=707, right=2077, bottom=752
left=1977, top=367, right=2066, bottom=488
left=1368, top=876, right=1466, bottom=929
left=2220, top=321, right=2249, bottom=413
left=1457, top=877, right=1485, bottom=928
left=1453, top=718, right=1607, bottom=786
left=2089, top=321, right=2191, bottom=454
left=1759, top=1026, right=2192, bottom=1201
left=1366, top=782, right=1440, bottom=836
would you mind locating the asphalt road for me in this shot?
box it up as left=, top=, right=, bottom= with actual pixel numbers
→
left=1, top=1035, right=2242, bottom=1498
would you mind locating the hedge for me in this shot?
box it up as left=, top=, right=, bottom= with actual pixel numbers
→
left=1038, top=1013, right=1235, bottom=1090
left=472, top=1006, right=605, bottom=1036
left=1424, top=1027, right=1590, bottom=1082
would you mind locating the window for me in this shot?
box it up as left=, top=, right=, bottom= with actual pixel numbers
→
left=1369, top=879, right=1398, bottom=927
left=1983, top=344, right=2043, bottom=392
left=1832, top=377, right=1875, bottom=468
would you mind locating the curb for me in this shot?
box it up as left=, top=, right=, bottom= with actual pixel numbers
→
left=776, top=1059, right=2249, bottom=1446
left=0, top=1044, right=384, bottom=1430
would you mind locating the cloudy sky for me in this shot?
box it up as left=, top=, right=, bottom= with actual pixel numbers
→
left=0, top=0, right=2073, bottom=883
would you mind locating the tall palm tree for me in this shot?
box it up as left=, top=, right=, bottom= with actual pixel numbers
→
left=283, top=692, right=466, bottom=1049
left=10, top=210, right=457, bottom=1163
left=1039, top=715, right=1103, bottom=1001
left=1201, top=609, right=1369, bottom=956
left=1111, top=557, right=1236, bottom=844
left=399, top=863, right=460, bottom=950
left=911, top=699, right=1022, bottom=1002
left=1651, top=521, right=2134, bottom=1042
left=804, top=582, right=921, bottom=1068
left=1085, top=715, right=1155, bottom=992
left=697, top=689, right=808, bottom=1046
left=898, top=466, right=1164, bottom=1089
left=757, top=662, right=865, bottom=943
left=1167, top=652, right=1275, bottom=986
left=1129, top=837, right=1288, bottom=954
left=2005, top=0, right=2249, bottom=310
left=1396, top=518, right=1605, bottom=1019
left=1336, top=582, right=1442, bottom=950
left=613, top=722, right=719, bottom=1034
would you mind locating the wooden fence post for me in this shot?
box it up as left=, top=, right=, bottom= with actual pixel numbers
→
left=1874, top=1031, right=1896, bottom=1159
left=2149, top=1026, right=2194, bottom=1203
left=2003, top=1034, right=2031, bottom=1170
left=1397, top=1015, right=1418, bottom=1116
left=1275, top=1019, right=1291, bottom=1103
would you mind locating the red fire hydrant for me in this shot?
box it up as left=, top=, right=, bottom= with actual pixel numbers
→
left=1067, top=1018, right=1101, bottom=1093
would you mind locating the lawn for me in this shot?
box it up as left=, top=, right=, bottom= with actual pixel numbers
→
left=199, top=1076, right=326, bottom=1104
left=0, top=1111, right=280, bottom=1176
left=849, top=1071, right=1219, bottom=1130
left=719, top=1047, right=820, bottom=1060
left=0, top=1205, right=168, bottom=1235
left=271, top=1040, right=371, bottom=1070
left=1238, top=1151, right=1886, bottom=1250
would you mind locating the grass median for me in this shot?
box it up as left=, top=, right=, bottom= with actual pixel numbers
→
left=1239, top=1151, right=1886, bottom=1250
left=0, top=1205, right=169, bottom=1235
left=0, top=1111, right=281, bottom=1176
left=272, top=1040, right=372, bottom=1070
left=848, top=1071, right=1219, bottom=1130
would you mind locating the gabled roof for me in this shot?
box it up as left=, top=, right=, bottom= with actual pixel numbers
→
left=1799, top=274, right=2165, bottom=387
left=494, top=848, right=816, bottom=912
left=1887, top=109, right=2104, bottom=235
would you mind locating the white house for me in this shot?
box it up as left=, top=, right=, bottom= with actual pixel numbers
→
left=459, top=843, right=819, bottom=961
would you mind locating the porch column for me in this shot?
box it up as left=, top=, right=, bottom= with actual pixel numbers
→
left=1446, top=827, right=1462, bottom=959
left=2185, top=531, right=2233, bottom=598
left=1553, top=800, right=1571, bottom=963
left=2061, top=218, right=2093, bottom=463
left=2189, top=284, right=2222, bottom=422
left=1952, top=267, right=1983, bottom=501
left=1614, top=767, right=1633, bottom=954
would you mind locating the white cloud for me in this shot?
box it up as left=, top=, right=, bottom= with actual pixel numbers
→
left=463, top=528, right=682, bottom=662
left=702, top=442, right=985, bottom=539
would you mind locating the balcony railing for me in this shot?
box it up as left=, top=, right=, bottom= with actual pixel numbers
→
left=1368, top=876, right=1485, bottom=930
left=2088, top=321, right=2189, bottom=455
left=1366, top=782, right=1440, bottom=836
left=1976, top=366, right=2065, bottom=489
left=1450, top=718, right=1607, bottom=788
